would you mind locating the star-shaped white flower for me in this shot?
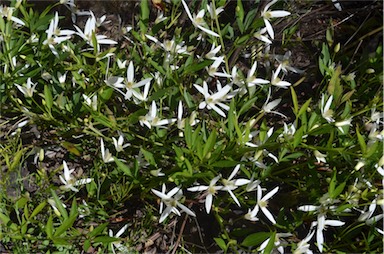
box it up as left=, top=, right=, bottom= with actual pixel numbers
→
left=221, top=164, right=251, bottom=207
left=152, top=184, right=196, bottom=223
left=139, top=101, right=176, bottom=129
left=15, top=78, right=37, bottom=98
left=181, top=0, right=219, bottom=37
left=320, top=94, right=335, bottom=123
left=109, top=224, right=129, bottom=254
left=112, top=134, right=130, bottom=152
left=188, top=175, right=223, bottom=214
left=261, top=0, right=291, bottom=40
left=100, top=138, right=114, bottom=163
left=59, top=161, right=92, bottom=192
left=194, top=81, right=231, bottom=117
left=246, top=185, right=279, bottom=224
left=310, top=214, right=345, bottom=252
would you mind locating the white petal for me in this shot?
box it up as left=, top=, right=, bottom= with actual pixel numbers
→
left=261, top=207, right=276, bottom=224
left=205, top=193, right=213, bottom=214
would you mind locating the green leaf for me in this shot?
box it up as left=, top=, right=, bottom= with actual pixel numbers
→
left=332, top=182, right=346, bottom=199
left=114, top=158, right=133, bottom=177
left=212, top=160, right=239, bottom=168
left=328, top=171, right=337, bottom=198
left=10, top=149, right=24, bottom=171
left=356, top=128, right=367, bottom=154
left=54, top=214, right=78, bottom=237
left=236, top=0, right=245, bottom=33
left=290, top=86, right=299, bottom=115
left=243, top=9, right=257, bottom=31
left=51, top=189, right=68, bottom=219
left=46, top=214, right=53, bottom=238
left=88, top=223, right=108, bottom=237
left=140, top=148, right=157, bottom=166
left=44, top=85, right=53, bottom=111
left=238, top=96, right=257, bottom=116
left=214, top=237, right=227, bottom=251
left=94, top=236, right=119, bottom=244
left=29, top=201, right=47, bottom=220
left=183, top=60, right=212, bottom=74
left=241, top=232, right=270, bottom=247
left=298, top=98, right=312, bottom=119
left=293, top=126, right=305, bottom=148
left=203, top=130, right=217, bottom=158
left=140, top=0, right=150, bottom=33
left=184, top=119, right=193, bottom=149
left=70, top=198, right=78, bottom=218
left=264, top=232, right=276, bottom=254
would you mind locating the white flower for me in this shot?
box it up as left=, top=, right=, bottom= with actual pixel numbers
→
left=205, top=43, right=222, bottom=60
left=74, top=11, right=117, bottom=49
left=246, top=185, right=279, bottom=224
left=82, top=93, right=98, bottom=111
left=109, top=224, right=129, bottom=254
left=275, top=51, right=304, bottom=74
left=261, top=0, right=291, bottom=40
left=310, top=214, right=345, bottom=252
left=112, top=135, right=130, bottom=152
left=111, top=61, right=152, bottom=101
left=15, top=78, right=37, bottom=97
left=100, top=138, right=114, bottom=163
left=152, top=184, right=196, bottom=223
left=335, top=118, right=352, bottom=133
left=177, top=101, right=199, bottom=135
left=0, top=5, right=25, bottom=26
left=271, top=64, right=292, bottom=88
left=181, top=0, right=219, bottom=37
left=321, top=94, right=335, bottom=123
left=262, top=88, right=287, bottom=118
left=221, top=165, right=251, bottom=207
left=254, top=27, right=272, bottom=44
left=194, top=81, right=231, bottom=117
left=314, top=150, right=326, bottom=164
left=188, top=175, right=223, bottom=214
left=293, top=230, right=315, bottom=254
left=44, top=12, right=75, bottom=45
left=246, top=62, right=270, bottom=87
left=139, top=101, right=176, bottom=129
left=207, top=2, right=224, bottom=19
left=59, top=161, right=92, bottom=192
left=48, top=198, right=67, bottom=217
left=259, top=232, right=292, bottom=254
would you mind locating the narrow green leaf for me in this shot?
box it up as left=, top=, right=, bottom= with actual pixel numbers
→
left=264, top=232, right=276, bottom=254
left=140, top=148, right=157, bottom=166
left=328, top=171, right=337, bottom=198
left=332, top=182, right=346, bottom=199
left=46, top=214, right=53, bottom=238
left=114, top=158, right=133, bottom=177
left=184, top=119, right=193, bottom=149
left=51, top=189, right=68, bottom=220
left=236, top=0, right=245, bottom=33
left=88, top=223, right=108, bottom=238
left=238, top=97, right=257, bottom=116
left=54, top=214, right=78, bottom=237
left=140, top=0, right=150, bottom=33
left=356, top=128, right=367, bottom=154
left=214, top=238, right=227, bottom=251
left=290, top=86, right=299, bottom=115
left=203, top=130, right=217, bottom=158
left=44, top=85, right=53, bottom=111
left=298, top=98, right=312, bottom=119
left=69, top=198, right=77, bottom=218
left=212, top=160, right=239, bottom=168
left=184, top=60, right=211, bottom=74
left=241, top=232, right=270, bottom=247
left=94, top=236, right=119, bottom=244
left=29, top=201, right=47, bottom=220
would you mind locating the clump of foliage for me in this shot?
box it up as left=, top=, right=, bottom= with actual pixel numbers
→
left=0, top=0, right=382, bottom=253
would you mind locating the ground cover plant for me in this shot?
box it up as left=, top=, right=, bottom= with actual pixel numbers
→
left=0, top=0, right=382, bottom=253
